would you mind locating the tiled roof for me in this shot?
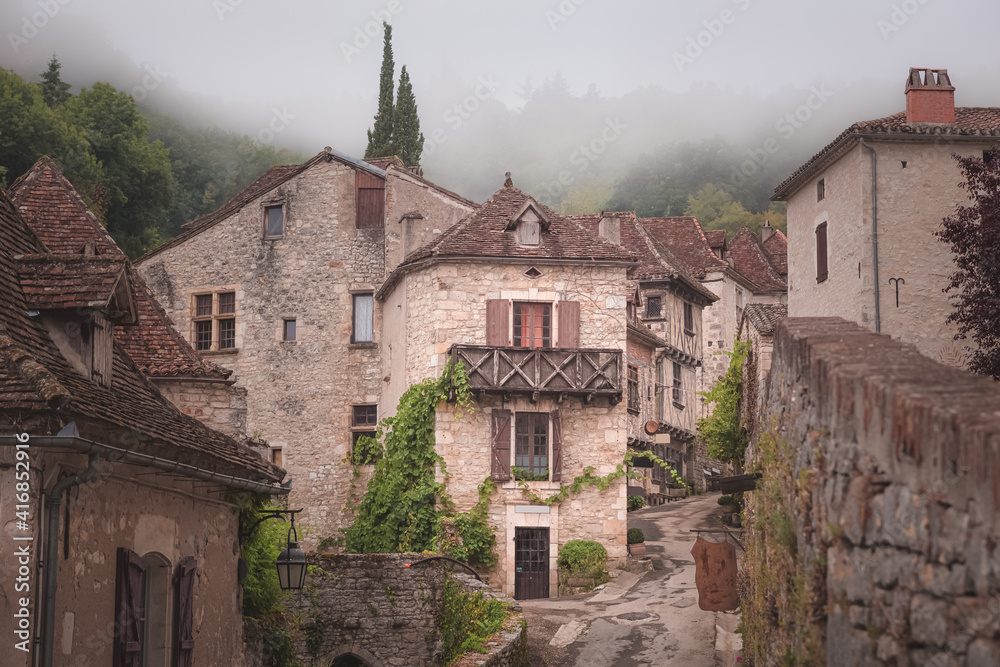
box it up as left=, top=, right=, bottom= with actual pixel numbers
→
left=742, top=303, right=787, bottom=335
left=0, top=190, right=280, bottom=482
left=704, top=230, right=727, bottom=250
left=773, top=107, right=1000, bottom=199
left=9, top=158, right=231, bottom=380
left=363, top=156, right=406, bottom=170
left=639, top=217, right=728, bottom=277
left=728, top=228, right=787, bottom=293
left=15, top=254, right=127, bottom=311
left=762, top=230, right=788, bottom=276
left=404, top=186, right=636, bottom=264
left=570, top=212, right=718, bottom=302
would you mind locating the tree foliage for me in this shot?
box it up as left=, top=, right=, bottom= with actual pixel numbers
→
left=40, top=55, right=71, bottom=108
left=391, top=65, right=424, bottom=167
left=697, top=339, right=751, bottom=466
left=684, top=183, right=786, bottom=238
left=365, top=22, right=395, bottom=160
left=937, top=147, right=1000, bottom=379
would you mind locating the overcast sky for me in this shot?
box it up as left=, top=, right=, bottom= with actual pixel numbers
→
left=3, top=0, right=999, bottom=198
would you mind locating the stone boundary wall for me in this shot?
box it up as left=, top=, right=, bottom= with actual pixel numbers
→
left=244, top=554, right=526, bottom=667
left=752, top=317, right=1000, bottom=666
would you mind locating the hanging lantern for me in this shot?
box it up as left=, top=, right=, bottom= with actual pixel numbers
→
left=275, top=522, right=307, bottom=591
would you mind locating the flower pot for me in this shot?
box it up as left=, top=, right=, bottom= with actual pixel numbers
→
left=629, top=542, right=645, bottom=558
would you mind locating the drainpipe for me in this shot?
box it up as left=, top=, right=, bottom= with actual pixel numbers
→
left=41, top=453, right=100, bottom=667
left=860, top=139, right=881, bottom=333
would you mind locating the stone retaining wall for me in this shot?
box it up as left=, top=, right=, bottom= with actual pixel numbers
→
left=746, top=317, right=1000, bottom=666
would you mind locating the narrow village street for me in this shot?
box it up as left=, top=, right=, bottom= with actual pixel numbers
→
left=521, top=493, right=743, bottom=666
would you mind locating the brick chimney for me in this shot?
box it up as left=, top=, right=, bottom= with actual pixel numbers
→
left=905, top=68, right=955, bottom=124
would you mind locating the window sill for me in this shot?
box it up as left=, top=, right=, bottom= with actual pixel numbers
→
left=503, top=480, right=560, bottom=490
left=201, top=348, right=239, bottom=357
left=349, top=342, right=378, bottom=350
left=683, top=329, right=695, bottom=337
left=263, top=235, right=284, bottom=241
left=642, top=317, right=665, bottom=322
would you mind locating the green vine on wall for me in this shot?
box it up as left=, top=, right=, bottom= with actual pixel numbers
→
left=697, top=338, right=751, bottom=466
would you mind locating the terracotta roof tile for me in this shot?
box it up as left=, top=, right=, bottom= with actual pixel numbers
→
left=9, top=158, right=231, bottom=380
left=638, top=217, right=728, bottom=277
left=742, top=303, right=787, bottom=335
left=728, top=228, right=787, bottom=293
left=15, top=254, right=127, bottom=311
left=774, top=107, right=1000, bottom=199
left=762, top=230, right=788, bottom=276
left=0, top=189, right=278, bottom=483
left=704, top=230, right=727, bottom=250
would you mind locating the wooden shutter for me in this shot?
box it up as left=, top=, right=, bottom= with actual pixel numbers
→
left=174, top=557, right=196, bottom=667
left=491, top=409, right=511, bottom=481
left=557, top=301, right=580, bottom=348
left=356, top=171, right=386, bottom=228
left=816, top=222, right=828, bottom=283
left=91, top=313, right=113, bottom=388
left=486, top=299, right=509, bottom=346
left=114, top=548, right=147, bottom=667
left=550, top=410, right=563, bottom=482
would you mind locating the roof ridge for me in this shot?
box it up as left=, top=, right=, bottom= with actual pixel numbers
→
left=0, top=332, right=71, bottom=409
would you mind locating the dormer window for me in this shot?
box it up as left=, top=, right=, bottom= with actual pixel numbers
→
left=507, top=197, right=551, bottom=247
left=516, top=219, right=540, bottom=246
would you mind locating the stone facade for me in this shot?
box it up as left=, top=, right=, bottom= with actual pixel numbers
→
left=0, top=450, right=245, bottom=667
left=155, top=380, right=248, bottom=440
left=139, top=154, right=474, bottom=542
left=744, top=317, right=1000, bottom=665
left=384, top=260, right=631, bottom=597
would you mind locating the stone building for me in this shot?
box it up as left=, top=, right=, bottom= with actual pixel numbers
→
left=137, top=148, right=476, bottom=541
left=0, top=185, right=285, bottom=667
left=772, top=68, right=1000, bottom=367
left=379, top=184, right=638, bottom=598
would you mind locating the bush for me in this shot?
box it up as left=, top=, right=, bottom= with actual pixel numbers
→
left=557, top=540, right=608, bottom=572
left=718, top=492, right=744, bottom=509
left=627, top=528, right=645, bottom=545
left=440, top=580, right=510, bottom=664
left=627, top=495, right=644, bottom=511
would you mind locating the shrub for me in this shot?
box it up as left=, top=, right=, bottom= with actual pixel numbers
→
left=627, top=495, right=644, bottom=511
left=440, top=580, right=510, bottom=664
left=557, top=540, right=608, bottom=573
left=627, top=528, right=645, bottom=545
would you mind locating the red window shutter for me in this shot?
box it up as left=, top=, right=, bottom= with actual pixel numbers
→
left=551, top=409, right=563, bottom=482
left=557, top=301, right=580, bottom=348
left=356, top=171, right=386, bottom=229
left=114, top=547, right=147, bottom=667
left=174, top=557, right=197, bottom=667
left=816, top=222, right=828, bottom=283
left=491, top=409, right=512, bottom=482
left=486, top=299, right=509, bottom=346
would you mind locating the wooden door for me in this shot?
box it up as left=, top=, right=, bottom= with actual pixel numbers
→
left=514, top=527, right=549, bottom=600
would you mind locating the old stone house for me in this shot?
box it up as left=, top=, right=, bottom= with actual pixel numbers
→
left=137, top=148, right=476, bottom=542
left=773, top=68, right=1000, bottom=367
left=0, top=183, right=285, bottom=667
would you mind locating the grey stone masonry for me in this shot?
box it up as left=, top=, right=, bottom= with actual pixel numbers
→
left=755, top=317, right=1000, bottom=666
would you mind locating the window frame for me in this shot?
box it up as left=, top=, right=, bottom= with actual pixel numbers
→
left=683, top=302, right=694, bottom=336
left=627, top=364, right=640, bottom=414
left=351, top=293, right=375, bottom=344
left=283, top=319, right=297, bottom=341
left=191, top=290, right=238, bottom=353
left=644, top=294, right=663, bottom=320
left=817, top=178, right=825, bottom=202
left=263, top=204, right=285, bottom=239
left=350, top=404, right=379, bottom=464
left=672, top=361, right=684, bottom=408
left=816, top=222, right=829, bottom=283
left=512, top=301, right=552, bottom=348
left=514, top=412, right=550, bottom=480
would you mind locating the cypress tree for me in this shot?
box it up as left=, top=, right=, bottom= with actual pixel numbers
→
left=365, top=22, right=395, bottom=159
left=391, top=66, right=424, bottom=168
left=40, top=55, right=71, bottom=108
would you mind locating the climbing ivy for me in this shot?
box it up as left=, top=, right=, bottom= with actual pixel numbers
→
left=443, top=477, right=498, bottom=568
left=697, top=339, right=751, bottom=466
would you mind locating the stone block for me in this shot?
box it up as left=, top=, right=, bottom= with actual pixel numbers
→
left=909, top=594, right=949, bottom=648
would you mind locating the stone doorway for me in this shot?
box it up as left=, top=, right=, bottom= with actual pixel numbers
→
left=514, top=527, right=550, bottom=600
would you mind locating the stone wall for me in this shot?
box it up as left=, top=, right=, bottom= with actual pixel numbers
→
left=155, top=380, right=247, bottom=440
left=250, top=554, right=527, bottom=667
left=744, top=317, right=1000, bottom=666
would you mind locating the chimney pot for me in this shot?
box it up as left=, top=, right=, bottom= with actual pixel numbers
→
left=904, top=68, right=955, bottom=124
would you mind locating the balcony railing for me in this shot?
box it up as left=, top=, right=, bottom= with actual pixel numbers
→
left=450, top=345, right=623, bottom=402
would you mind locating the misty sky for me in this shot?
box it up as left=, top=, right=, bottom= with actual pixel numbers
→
left=3, top=0, right=999, bottom=199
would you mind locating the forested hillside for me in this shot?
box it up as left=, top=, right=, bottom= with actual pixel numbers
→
left=0, top=61, right=305, bottom=257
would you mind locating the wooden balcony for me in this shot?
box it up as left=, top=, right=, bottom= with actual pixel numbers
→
left=450, top=345, right=623, bottom=404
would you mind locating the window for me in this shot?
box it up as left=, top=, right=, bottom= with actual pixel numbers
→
left=817, top=179, right=825, bottom=202
left=683, top=302, right=694, bottom=334
left=356, top=171, right=386, bottom=228
left=514, top=412, right=549, bottom=480
left=264, top=205, right=283, bottom=238
left=645, top=295, right=662, bottom=319
left=985, top=150, right=996, bottom=166
left=513, top=302, right=551, bottom=348
left=816, top=222, right=829, bottom=283
left=627, top=365, right=640, bottom=414
left=270, top=447, right=283, bottom=468
left=283, top=319, right=296, bottom=341
left=515, top=220, right=540, bottom=246
left=352, top=293, right=374, bottom=343
left=192, top=291, right=237, bottom=352
left=351, top=405, right=379, bottom=464
left=672, top=362, right=683, bottom=406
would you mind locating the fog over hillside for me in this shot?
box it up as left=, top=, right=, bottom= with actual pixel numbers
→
left=3, top=0, right=998, bottom=208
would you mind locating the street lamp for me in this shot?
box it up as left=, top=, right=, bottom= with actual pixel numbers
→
left=274, top=514, right=307, bottom=591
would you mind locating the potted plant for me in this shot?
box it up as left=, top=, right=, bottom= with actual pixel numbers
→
left=627, top=528, right=646, bottom=557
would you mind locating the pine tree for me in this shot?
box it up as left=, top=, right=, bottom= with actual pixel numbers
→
left=40, top=55, right=71, bottom=108
left=391, top=66, right=424, bottom=168
left=365, top=22, right=395, bottom=159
